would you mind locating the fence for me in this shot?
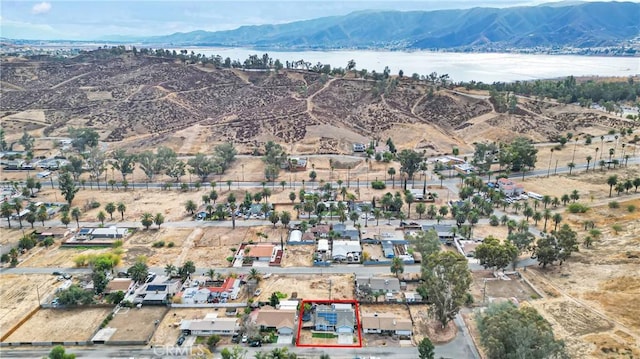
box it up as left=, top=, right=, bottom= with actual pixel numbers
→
left=286, top=241, right=315, bottom=246
left=171, top=302, right=247, bottom=308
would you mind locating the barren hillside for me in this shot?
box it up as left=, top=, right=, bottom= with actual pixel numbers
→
left=1, top=51, right=634, bottom=155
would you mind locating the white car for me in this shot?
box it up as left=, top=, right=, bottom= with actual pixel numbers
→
left=253, top=288, right=262, bottom=297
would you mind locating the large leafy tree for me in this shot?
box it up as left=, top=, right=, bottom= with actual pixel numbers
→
left=213, top=142, right=237, bottom=172
left=111, top=149, right=136, bottom=181
left=92, top=270, right=109, bottom=294
left=188, top=153, right=217, bottom=182
left=418, top=337, right=435, bottom=359
left=58, top=171, right=79, bottom=205
left=48, top=345, right=76, bottom=359
left=419, top=251, right=472, bottom=328
left=262, top=141, right=287, bottom=181
left=87, top=147, right=106, bottom=190
left=474, top=236, right=518, bottom=271
left=500, top=137, right=538, bottom=172
left=68, top=127, right=99, bottom=151
left=532, top=224, right=579, bottom=268
left=476, top=302, right=567, bottom=359
left=396, top=149, right=424, bottom=187
left=410, top=230, right=442, bottom=259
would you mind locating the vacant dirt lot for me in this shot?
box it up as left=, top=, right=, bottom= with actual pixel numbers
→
left=0, top=274, right=59, bottom=339
left=107, top=306, right=167, bottom=342
left=256, top=274, right=355, bottom=301
left=283, top=245, right=314, bottom=267
left=469, top=270, right=538, bottom=304
left=5, top=307, right=111, bottom=342
left=522, top=199, right=640, bottom=358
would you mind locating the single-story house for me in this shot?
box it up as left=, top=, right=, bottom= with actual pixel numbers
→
left=497, top=178, right=524, bottom=197
left=332, top=240, right=362, bottom=262
left=181, top=313, right=239, bottom=336
left=310, top=225, right=331, bottom=238
left=353, top=143, right=366, bottom=152
left=361, top=313, right=412, bottom=336
left=421, top=224, right=455, bottom=240
left=90, top=227, right=127, bottom=239
left=404, top=292, right=423, bottom=303
left=454, top=163, right=475, bottom=175
left=254, top=306, right=297, bottom=335
left=105, top=278, right=134, bottom=294
left=139, top=275, right=183, bottom=304
left=289, top=230, right=302, bottom=243
left=181, top=287, right=211, bottom=304
left=285, top=157, right=308, bottom=171
left=356, top=276, right=400, bottom=293
left=302, top=232, right=315, bottom=241
left=277, top=300, right=299, bottom=311
left=314, top=304, right=355, bottom=333
left=244, top=244, right=275, bottom=262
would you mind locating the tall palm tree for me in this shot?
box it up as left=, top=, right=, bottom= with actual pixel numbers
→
left=206, top=268, right=216, bottom=281
left=247, top=268, right=262, bottom=283
left=71, top=207, right=81, bottom=228
left=117, top=202, right=126, bottom=220
left=164, top=264, right=177, bottom=277
left=542, top=209, right=551, bottom=232
left=585, top=156, right=592, bottom=172
left=552, top=213, right=562, bottom=231
left=607, top=175, right=618, bottom=197
left=404, top=192, right=415, bottom=219
left=12, top=198, right=23, bottom=228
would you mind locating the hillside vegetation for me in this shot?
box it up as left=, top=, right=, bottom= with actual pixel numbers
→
left=1, top=50, right=637, bottom=155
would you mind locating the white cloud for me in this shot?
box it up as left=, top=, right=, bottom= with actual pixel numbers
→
left=31, top=2, right=52, bottom=15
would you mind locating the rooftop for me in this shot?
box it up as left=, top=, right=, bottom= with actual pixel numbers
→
left=254, top=306, right=297, bottom=329
left=246, top=244, right=275, bottom=258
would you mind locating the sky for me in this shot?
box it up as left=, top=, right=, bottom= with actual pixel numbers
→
left=0, top=0, right=635, bottom=41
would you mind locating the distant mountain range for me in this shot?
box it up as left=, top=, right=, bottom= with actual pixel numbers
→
left=141, top=2, right=640, bottom=50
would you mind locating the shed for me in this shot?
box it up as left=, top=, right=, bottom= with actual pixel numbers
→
left=289, top=230, right=302, bottom=243
left=317, top=239, right=329, bottom=253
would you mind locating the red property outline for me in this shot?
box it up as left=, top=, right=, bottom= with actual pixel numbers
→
left=295, top=299, right=363, bottom=348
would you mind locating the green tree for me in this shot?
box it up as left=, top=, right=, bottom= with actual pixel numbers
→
left=207, top=334, right=221, bottom=352
left=105, top=202, right=116, bottom=220
left=533, top=224, right=579, bottom=268
left=179, top=260, right=196, bottom=280
left=58, top=171, right=79, bottom=205
left=1, top=201, right=13, bottom=228
left=213, top=142, right=237, bottom=172
left=415, top=203, right=426, bottom=219
left=418, top=337, right=435, bottom=359
left=92, top=270, right=108, bottom=294
left=127, top=261, right=149, bottom=284
left=19, top=130, right=35, bottom=152
left=185, top=200, right=197, bottom=215
left=419, top=251, right=472, bottom=328
left=68, top=127, right=99, bottom=151
left=141, top=212, right=153, bottom=230
left=474, top=236, right=518, bottom=271
left=97, top=210, right=106, bottom=226
left=111, top=149, right=136, bottom=181
left=476, top=302, right=566, bottom=359
left=404, top=192, right=415, bottom=218
left=117, top=202, right=126, bottom=220
left=268, top=211, right=280, bottom=228
left=71, top=207, right=81, bottom=228
left=48, top=345, right=76, bottom=359
left=280, top=211, right=291, bottom=228
left=607, top=175, right=618, bottom=197
left=154, top=213, right=165, bottom=229
left=397, top=150, right=424, bottom=187
left=269, top=292, right=280, bottom=307
left=390, top=257, right=405, bottom=279
left=187, top=153, right=217, bottom=182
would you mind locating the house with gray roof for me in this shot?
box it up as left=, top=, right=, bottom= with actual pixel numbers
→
left=356, top=276, right=400, bottom=293
left=314, top=304, right=355, bottom=333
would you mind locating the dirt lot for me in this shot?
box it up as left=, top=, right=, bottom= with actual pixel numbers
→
left=256, top=274, right=355, bottom=301
left=19, top=245, right=112, bottom=268
left=5, top=307, right=111, bottom=342
left=468, top=270, right=539, bottom=304
left=407, top=304, right=457, bottom=344
left=520, top=198, right=640, bottom=358
left=107, top=306, right=167, bottom=342
left=0, top=274, right=59, bottom=339
left=283, top=245, right=314, bottom=267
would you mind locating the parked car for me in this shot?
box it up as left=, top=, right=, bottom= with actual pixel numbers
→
left=241, top=335, right=248, bottom=343
left=231, top=334, right=241, bottom=344
left=176, top=336, right=186, bottom=346
left=52, top=271, right=62, bottom=276
left=62, top=273, right=72, bottom=280
left=249, top=340, right=262, bottom=347
left=253, top=288, right=262, bottom=297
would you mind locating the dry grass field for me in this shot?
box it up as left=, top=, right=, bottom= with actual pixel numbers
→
left=5, top=307, right=111, bottom=342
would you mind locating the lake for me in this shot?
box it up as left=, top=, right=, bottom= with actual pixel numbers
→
left=177, top=47, right=639, bottom=83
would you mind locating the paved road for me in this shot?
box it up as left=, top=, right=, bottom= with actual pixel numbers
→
left=0, top=341, right=468, bottom=358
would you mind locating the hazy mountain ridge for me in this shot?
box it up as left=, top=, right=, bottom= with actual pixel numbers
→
left=143, top=2, right=640, bottom=50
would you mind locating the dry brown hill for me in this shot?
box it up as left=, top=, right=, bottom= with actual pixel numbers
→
left=1, top=52, right=634, bottom=155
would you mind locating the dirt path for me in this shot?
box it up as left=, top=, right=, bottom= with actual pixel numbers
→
left=306, top=78, right=337, bottom=121
left=174, top=228, right=202, bottom=266
left=0, top=81, right=24, bottom=91
left=124, top=85, right=146, bottom=101
left=50, top=72, right=92, bottom=89
left=525, top=269, right=640, bottom=343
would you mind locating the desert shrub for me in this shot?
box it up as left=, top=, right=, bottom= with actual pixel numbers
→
left=608, top=201, right=620, bottom=209
left=167, top=242, right=175, bottom=248
left=0, top=253, right=9, bottom=263
left=112, top=240, right=123, bottom=248
left=152, top=241, right=165, bottom=248
left=627, top=205, right=636, bottom=213
left=371, top=180, right=386, bottom=190
left=567, top=203, right=589, bottom=213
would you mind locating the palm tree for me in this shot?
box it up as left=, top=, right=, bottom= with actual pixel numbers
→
left=388, top=167, right=396, bottom=188
left=154, top=213, right=165, bottom=229
left=390, top=257, right=404, bottom=279
left=608, top=148, right=615, bottom=169
left=532, top=211, right=542, bottom=226
left=103, top=202, right=116, bottom=220
left=512, top=202, right=522, bottom=214
left=567, top=162, right=575, bottom=175
left=542, top=195, right=551, bottom=209
left=12, top=198, right=23, bottom=228
left=97, top=211, right=106, bottom=225
left=1, top=201, right=13, bottom=228
left=570, top=190, right=580, bottom=202
left=247, top=268, right=262, bottom=283
left=561, top=194, right=570, bottom=205
left=361, top=204, right=371, bottom=227
left=607, top=175, right=618, bottom=197
left=404, top=192, right=415, bottom=219
left=585, top=156, right=592, bottom=172
left=349, top=211, right=359, bottom=226
left=542, top=209, right=551, bottom=232
left=117, top=202, right=126, bottom=220
left=141, top=212, right=153, bottom=230
left=373, top=208, right=382, bottom=226
left=71, top=207, right=81, bottom=228
left=164, top=264, right=177, bottom=277
left=552, top=213, right=562, bottom=231
left=206, top=268, right=216, bottom=281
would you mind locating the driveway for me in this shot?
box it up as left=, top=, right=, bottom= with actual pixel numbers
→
left=276, top=334, right=293, bottom=345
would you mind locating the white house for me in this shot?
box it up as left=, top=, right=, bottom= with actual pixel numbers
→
left=332, top=240, right=362, bottom=262
left=180, top=313, right=239, bottom=336
left=361, top=313, right=412, bottom=336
